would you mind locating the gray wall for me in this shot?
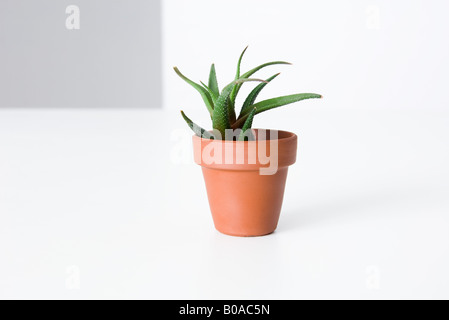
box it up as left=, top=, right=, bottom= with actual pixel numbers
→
left=0, top=0, right=161, bottom=108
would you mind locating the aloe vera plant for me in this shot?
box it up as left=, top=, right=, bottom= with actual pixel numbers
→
left=175, top=47, right=322, bottom=141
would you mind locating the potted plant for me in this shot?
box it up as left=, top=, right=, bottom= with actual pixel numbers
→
left=175, top=47, right=322, bottom=237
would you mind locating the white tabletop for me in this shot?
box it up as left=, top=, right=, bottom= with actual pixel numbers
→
left=0, top=107, right=448, bottom=299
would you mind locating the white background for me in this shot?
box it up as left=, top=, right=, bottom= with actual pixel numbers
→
left=1, top=0, right=449, bottom=300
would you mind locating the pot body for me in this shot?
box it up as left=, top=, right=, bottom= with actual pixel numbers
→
left=192, top=129, right=297, bottom=237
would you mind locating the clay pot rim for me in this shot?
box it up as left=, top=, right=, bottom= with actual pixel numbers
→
left=192, top=128, right=297, bottom=143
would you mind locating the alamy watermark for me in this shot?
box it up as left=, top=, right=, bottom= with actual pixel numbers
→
left=66, top=5, right=80, bottom=30
left=366, top=5, right=381, bottom=30
left=366, top=265, right=381, bottom=290
left=193, top=128, right=280, bottom=176
left=65, top=265, right=81, bottom=290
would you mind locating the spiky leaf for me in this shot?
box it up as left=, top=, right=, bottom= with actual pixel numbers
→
left=228, top=46, right=249, bottom=124
left=238, top=108, right=256, bottom=141
left=212, top=89, right=232, bottom=138
left=208, top=64, right=220, bottom=99
left=230, top=61, right=291, bottom=105
left=239, top=73, right=280, bottom=119
left=174, top=67, right=214, bottom=116
left=180, top=111, right=215, bottom=139
left=213, top=78, right=267, bottom=138
left=233, top=93, right=322, bottom=129
left=235, top=46, right=248, bottom=80
left=200, top=81, right=218, bottom=103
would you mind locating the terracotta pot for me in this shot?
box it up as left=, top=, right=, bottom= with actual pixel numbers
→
left=192, top=129, right=297, bottom=237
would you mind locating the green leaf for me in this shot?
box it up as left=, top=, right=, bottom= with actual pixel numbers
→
left=200, top=81, right=218, bottom=103
left=208, top=64, right=220, bottom=98
left=212, top=87, right=232, bottom=138
left=228, top=99, right=237, bottom=125
left=230, top=61, right=291, bottom=105
left=241, top=61, right=291, bottom=79
left=200, top=81, right=210, bottom=91
left=227, top=96, right=237, bottom=125
left=174, top=67, right=214, bottom=116
left=238, top=108, right=256, bottom=141
left=233, top=93, right=322, bottom=129
left=213, top=78, right=267, bottom=139
left=180, top=111, right=215, bottom=139
left=253, top=93, right=322, bottom=113
left=229, top=46, right=249, bottom=124
left=239, top=73, right=280, bottom=119
left=235, top=46, right=248, bottom=80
